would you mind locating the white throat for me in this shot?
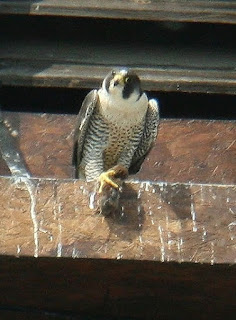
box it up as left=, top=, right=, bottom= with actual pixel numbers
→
left=98, top=87, right=148, bottom=126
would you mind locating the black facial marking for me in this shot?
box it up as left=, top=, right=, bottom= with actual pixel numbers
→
left=136, top=90, right=144, bottom=101
left=122, top=72, right=141, bottom=99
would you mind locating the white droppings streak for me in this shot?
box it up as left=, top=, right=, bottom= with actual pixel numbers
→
left=72, top=247, right=77, bottom=258
left=200, top=185, right=205, bottom=203
left=39, top=228, right=47, bottom=234
left=20, top=178, right=39, bottom=258
left=191, top=198, right=197, bottom=232
left=158, top=225, right=165, bottom=262
left=117, top=253, right=123, bottom=259
left=202, top=227, right=207, bottom=242
left=140, top=181, right=145, bottom=189
left=104, top=243, right=108, bottom=254
left=165, top=214, right=169, bottom=226
left=16, top=245, right=21, bottom=255
left=177, top=237, right=184, bottom=262
left=89, top=192, right=96, bottom=209
left=167, top=232, right=173, bottom=249
left=57, top=223, right=62, bottom=257
left=177, top=237, right=183, bottom=249
left=159, top=182, right=164, bottom=192
left=210, top=242, right=215, bottom=265
left=145, top=181, right=151, bottom=192
left=137, top=190, right=141, bottom=199
left=137, top=205, right=141, bottom=214
left=139, top=235, right=143, bottom=244
left=228, top=221, right=236, bottom=240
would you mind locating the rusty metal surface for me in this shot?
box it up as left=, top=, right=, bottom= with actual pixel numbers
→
left=0, top=176, right=235, bottom=264
left=1, top=112, right=235, bottom=185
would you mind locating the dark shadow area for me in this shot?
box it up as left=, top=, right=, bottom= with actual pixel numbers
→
left=0, top=255, right=235, bottom=319
left=160, top=183, right=192, bottom=220
left=0, top=15, right=235, bottom=119
left=1, top=14, right=236, bottom=47
left=1, top=85, right=235, bottom=119
left=104, top=184, right=145, bottom=241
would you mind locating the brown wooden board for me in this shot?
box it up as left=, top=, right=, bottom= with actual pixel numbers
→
left=0, top=0, right=236, bottom=24
left=0, top=256, right=235, bottom=319
left=0, top=39, right=236, bottom=94
left=0, top=310, right=74, bottom=320
left=0, top=110, right=235, bottom=318
left=0, top=176, right=235, bottom=264
left=1, top=112, right=235, bottom=185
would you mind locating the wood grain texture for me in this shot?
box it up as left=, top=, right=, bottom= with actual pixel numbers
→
left=0, top=174, right=235, bottom=317
left=0, top=39, right=236, bottom=94
left=0, top=0, right=235, bottom=24
left=1, top=112, right=235, bottom=185
left=0, top=176, right=235, bottom=264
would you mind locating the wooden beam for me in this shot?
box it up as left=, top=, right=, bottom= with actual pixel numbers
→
left=0, top=309, right=72, bottom=320
left=0, top=256, right=235, bottom=319
left=0, top=112, right=235, bottom=318
left=0, top=176, right=235, bottom=264
left=1, top=112, right=235, bottom=185
left=0, top=0, right=235, bottom=24
left=1, top=40, right=236, bottom=94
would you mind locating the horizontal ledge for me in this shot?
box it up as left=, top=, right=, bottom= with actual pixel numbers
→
left=0, top=0, right=236, bottom=24
left=1, top=63, right=236, bottom=94
left=0, top=113, right=235, bottom=185
left=0, top=176, right=235, bottom=265
left=1, top=31, right=236, bottom=94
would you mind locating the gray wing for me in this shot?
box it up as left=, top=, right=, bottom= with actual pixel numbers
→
left=129, top=98, right=160, bottom=174
left=72, top=89, right=99, bottom=178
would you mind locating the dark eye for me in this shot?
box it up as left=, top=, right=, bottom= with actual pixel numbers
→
left=111, top=70, right=116, bottom=76
left=125, top=77, right=130, bottom=83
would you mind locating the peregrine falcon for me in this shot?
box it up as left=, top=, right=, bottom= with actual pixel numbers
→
left=73, top=68, right=159, bottom=193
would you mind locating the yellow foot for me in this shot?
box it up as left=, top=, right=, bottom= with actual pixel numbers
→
left=98, top=169, right=119, bottom=193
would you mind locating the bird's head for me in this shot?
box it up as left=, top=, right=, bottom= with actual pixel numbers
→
left=102, top=68, right=143, bottom=101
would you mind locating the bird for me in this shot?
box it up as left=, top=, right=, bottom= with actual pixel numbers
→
left=73, top=68, right=159, bottom=212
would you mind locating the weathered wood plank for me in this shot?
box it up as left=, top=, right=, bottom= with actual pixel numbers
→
left=0, top=176, right=235, bottom=264
left=0, top=174, right=235, bottom=317
left=0, top=40, right=236, bottom=94
left=0, top=256, right=235, bottom=319
left=0, top=0, right=235, bottom=24
left=1, top=112, right=235, bottom=185
left=0, top=309, right=74, bottom=320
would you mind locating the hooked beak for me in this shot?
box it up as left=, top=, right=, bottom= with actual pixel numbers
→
left=113, top=73, right=125, bottom=86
